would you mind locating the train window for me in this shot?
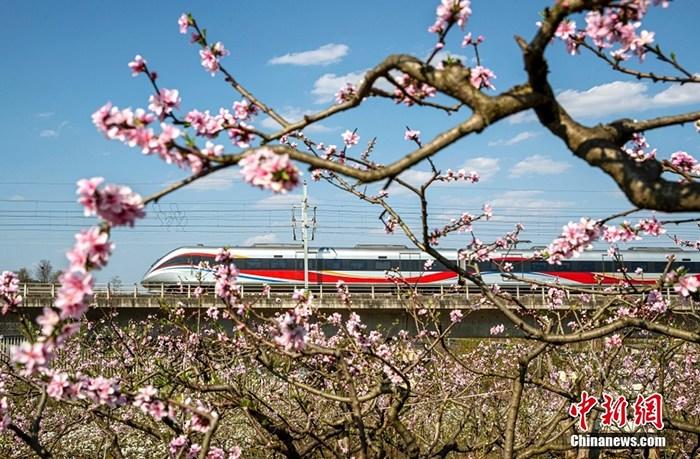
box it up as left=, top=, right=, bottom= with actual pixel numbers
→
left=269, top=259, right=291, bottom=269
left=348, top=260, right=367, bottom=270
left=375, top=260, right=391, bottom=270
left=378, top=255, right=387, bottom=259
left=273, top=254, right=283, bottom=258
left=324, top=259, right=341, bottom=270
left=245, top=259, right=265, bottom=269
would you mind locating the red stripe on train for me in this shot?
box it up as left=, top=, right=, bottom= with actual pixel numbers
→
left=240, top=270, right=458, bottom=284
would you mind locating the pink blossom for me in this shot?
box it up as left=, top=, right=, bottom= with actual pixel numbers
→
left=469, top=66, right=496, bottom=90
left=239, top=149, right=300, bottom=193
left=202, top=141, right=224, bottom=158
left=170, top=435, right=189, bottom=456
left=404, top=129, right=421, bottom=142
left=77, top=178, right=145, bottom=227
left=12, top=341, right=50, bottom=375
left=275, top=311, right=307, bottom=350
left=393, top=73, right=437, bottom=105
left=228, top=123, right=255, bottom=148
left=543, top=218, right=601, bottom=264
left=200, top=42, right=229, bottom=76
left=0, top=398, right=9, bottom=432
left=670, top=151, right=699, bottom=174
left=335, top=83, right=357, bottom=104
left=85, top=376, right=121, bottom=407
left=228, top=446, right=242, bottom=459
left=341, top=130, right=360, bottom=147
left=548, top=287, right=566, bottom=308
left=429, top=0, right=471, bottom=34
left=0, top=271, right=22, bottom=314
left=674, top=275, right=700, bottom=297
left=200, top=49, right=220, bottom=75
left=489, top=324, right=505, bottom=336
left=604, top=334, right=623, bottom=349
left=47, top=372, right=70, bottom=399
left=450, top=309, right=463, bottom=323
left=232, top=100, right=258, bottom=121
left=148, top=88, right=181, bottom=119
left=178, top=14, right=191, bottom=34
left=424, top=259, right=434, bottom=271
left=128, top=55, right=147, bottom=76
left=55, top=270, right=93, bottom=319
left=645, top=290, right=669, bottom=314
left=555, top=20, right=577, bottom=41
left=636, top=217, right=665, bottom=236
left=68, top=227, right=113, bottom=271
left=185, top=109, right=225, bottom=138
left=482, top=203, right=493, bottom=220
left=36, top=307, right=60, bottom=336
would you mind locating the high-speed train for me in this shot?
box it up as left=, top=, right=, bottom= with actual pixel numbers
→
left=141, top=244, right=700, bottom=287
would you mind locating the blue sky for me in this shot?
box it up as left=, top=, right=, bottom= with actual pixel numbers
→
left=2, top=1, right=700, bottom=283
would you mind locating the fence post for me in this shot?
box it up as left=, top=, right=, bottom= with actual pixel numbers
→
left=160, top=283, right=164, bottom=299
left=51, top=283, right=55, bottom=298
left=23, top=283, right=27, bottom=298
left=187, top=284, right=191, bottom=299
left=319, top=284, right=323, bottom=301
left=466, top=284, right=469, bottom=301
left=516, top=285, right=520, bottom=300
left=133, top=284, right=137, bottom=299
left=107, top=283, right=111, bottom=301
left=371, top=284, right=375, bottom=299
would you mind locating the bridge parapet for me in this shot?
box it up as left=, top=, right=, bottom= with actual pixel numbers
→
left=14, top=283, right=697, bottom=311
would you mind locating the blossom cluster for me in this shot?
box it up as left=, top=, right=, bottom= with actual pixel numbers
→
left=77, top=177, right=145, bottom=227
left=436, top=168, right=479, bottom=183
left=0, top=271, right=22, bottom=315
left=213, top=249, right=242, bottom=305
left=275, top=310, right=308, bottom=350
left=239, top=148, right=300, bottom=193
left=428, top=0, right=472, bottom=34
left=554, top=0, right=669, bottom=60
left=469, top=66, right=496, bottom=90
left=669, top=151, right=700, bottom=176
left=393, top=73, right=437, bottom=106
left=623, top=133, right=656, bottom=163
left=335, top=83, right=357, bottom=104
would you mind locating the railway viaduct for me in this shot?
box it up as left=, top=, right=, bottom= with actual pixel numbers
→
left=1, top=283, right=698, bottom=347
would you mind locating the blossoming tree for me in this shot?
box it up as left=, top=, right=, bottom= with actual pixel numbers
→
left=2, top=0, right=700, bottom=457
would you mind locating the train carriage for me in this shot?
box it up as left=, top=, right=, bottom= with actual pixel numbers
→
left=142, top=244, right=700, bottom=288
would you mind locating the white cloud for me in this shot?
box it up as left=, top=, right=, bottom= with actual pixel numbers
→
left=557, top=79, right=700, bottom=118
left=488, top=131, right=538, bottom=147
left=650, top=81, right=700, bottom=106
left=506, top=110, right=535, bottom=125
left=8, top=195, right=25, bottom=201
left=260, top=106, right=333, bottom=133
left=509, top=154, right=570, bottom=177
left=38, top=120, right=69, bottom=138
left=557, top=81, right=648, bottom=118
left=244, top=233, right=279, bottom=245
left=311, top=71, right=366, bottom=104
left=506, top=80, right=700, bottom=124
left=35, top=112, right=54, bottom=118
left=489, top=190, right=572, bottom=210
left=40, top=129, right=58, bottom=137
left=269, top=43, right=349, bottom=66
left=188, top=168, right=239, bottom=191
left=462, top=157, right=500, bottom=182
